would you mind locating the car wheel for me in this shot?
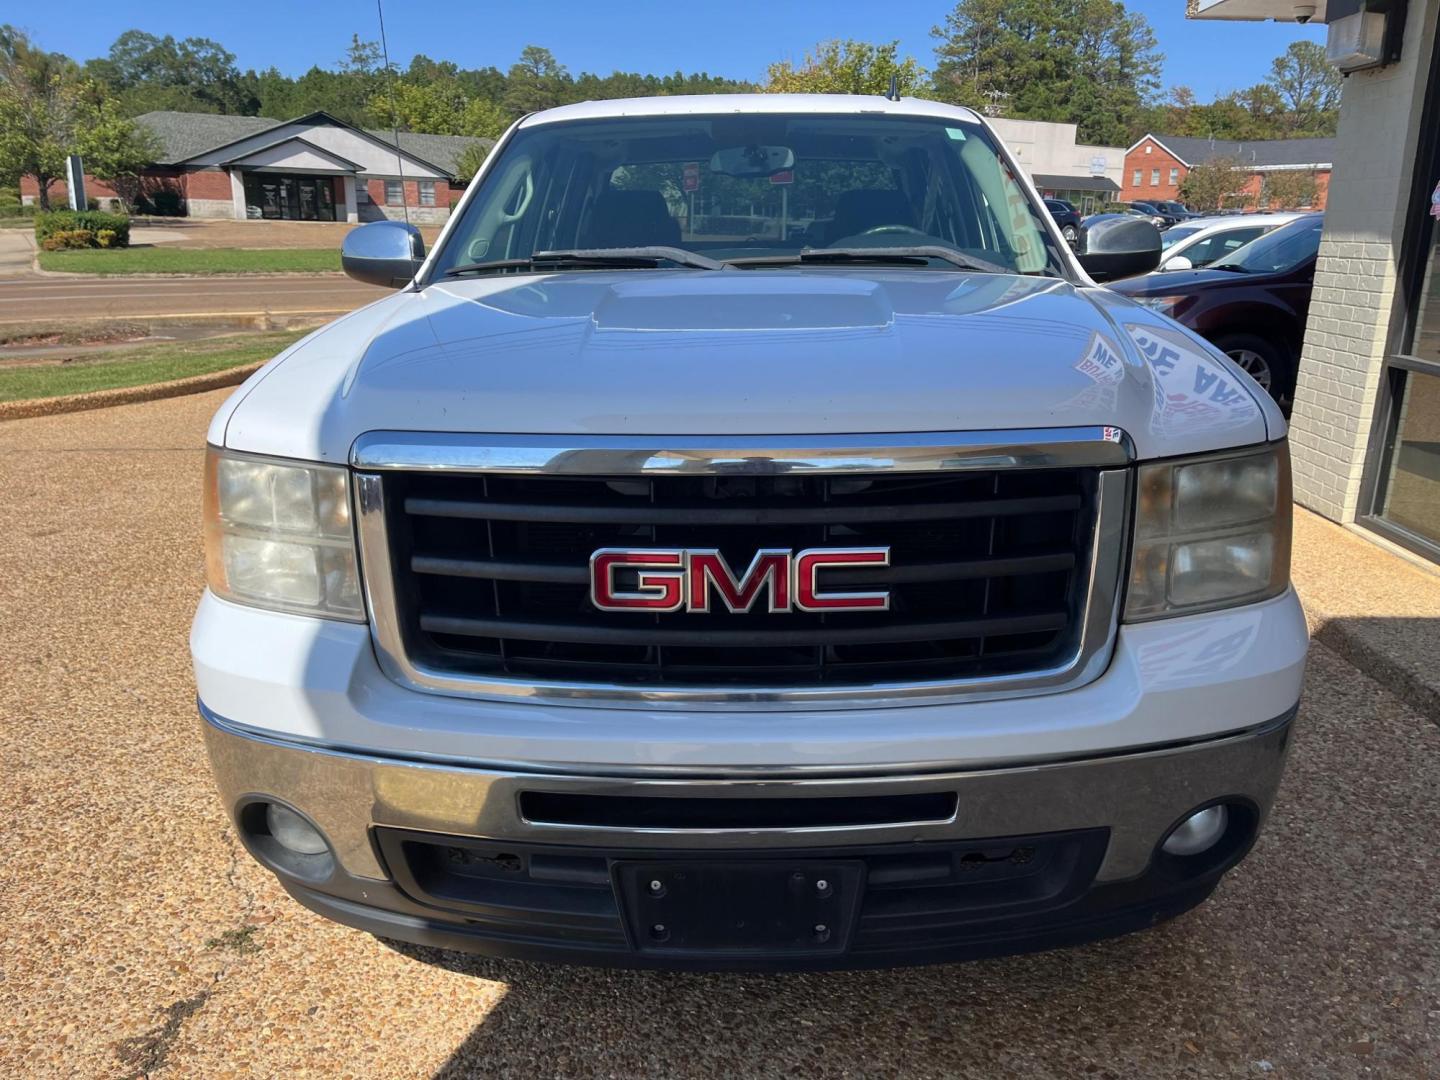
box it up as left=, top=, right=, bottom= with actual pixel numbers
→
left=1213, top=333, right=1294, bottom=403
left=1062, top=224, right=1078, bottom=246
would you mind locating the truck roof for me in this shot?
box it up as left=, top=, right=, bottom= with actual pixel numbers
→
left=518, top=93, right=985, bottom=128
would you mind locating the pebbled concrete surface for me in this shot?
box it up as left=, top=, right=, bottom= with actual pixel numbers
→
left=0, top=391, right=1437, bottom=1078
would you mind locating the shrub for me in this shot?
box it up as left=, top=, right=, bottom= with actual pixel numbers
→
left=96, top=228, right=118, bottom=248
left=34, top=209, right=131, bottom=248
left=41, top=229, right=97, bottom=251
left=136, top=188, right=184, bottom=217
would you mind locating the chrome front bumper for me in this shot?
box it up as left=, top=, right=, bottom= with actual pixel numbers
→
left=201, top=703, right=1296, bottom=885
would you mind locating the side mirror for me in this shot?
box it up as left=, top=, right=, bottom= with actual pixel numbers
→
left=342, top=221, right=425, bottom=288
left=1161, top=254, right=1193, bottom=272
left=1077, top=214, right=1162, bottom=283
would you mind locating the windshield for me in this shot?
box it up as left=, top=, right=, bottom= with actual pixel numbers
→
left=432, top=112, right=1064, bottom=277
left=1161, top=225, right=1203, bottom=251
left=1215, top=215, right=1324, bottom=274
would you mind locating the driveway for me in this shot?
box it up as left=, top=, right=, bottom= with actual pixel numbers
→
left=1, top=392, right=1437, bottom=1078
left=0, top=229, right=35, bottom=277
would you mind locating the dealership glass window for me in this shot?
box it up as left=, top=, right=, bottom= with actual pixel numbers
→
left=419, top=181, right=436, bottom=207
left=385, top=180, right=404, bottom=205
left=1363, top=40, right=1440, bottom=561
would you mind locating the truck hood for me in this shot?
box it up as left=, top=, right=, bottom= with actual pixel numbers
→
left=218, top=269, right=1281, bottom=463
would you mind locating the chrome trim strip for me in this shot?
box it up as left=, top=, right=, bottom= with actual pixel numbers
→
left=353, top=443, right=1129, bottom=710
left=199, top=703, right=1296, bottom=881
left=350, top=427, right=1135, bottom=475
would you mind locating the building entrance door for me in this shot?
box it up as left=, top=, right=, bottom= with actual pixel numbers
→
left=242, top=174, right=339, bottom=221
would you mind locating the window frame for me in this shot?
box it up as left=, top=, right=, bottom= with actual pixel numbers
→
left=384, top=179, right=405, bottom=206
left=1357, top=26, right=1440, bottom=563
left=1150, top=169, right=1160, bottom=187
left=419, top=180, right=437, bottom=207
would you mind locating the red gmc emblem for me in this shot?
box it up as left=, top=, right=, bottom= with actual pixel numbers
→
left=590, top=548, right=891, bottom=613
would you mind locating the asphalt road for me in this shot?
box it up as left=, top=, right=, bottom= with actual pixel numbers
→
left=1, top=391, right=1437, bottom=1078
left=0, top=273, right=388, bottom=322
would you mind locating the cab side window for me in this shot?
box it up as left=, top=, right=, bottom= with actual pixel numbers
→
left=1187, top=227, right=1264, bottom=267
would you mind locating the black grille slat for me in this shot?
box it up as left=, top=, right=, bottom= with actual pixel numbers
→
left=420, top=611, right=1068, bottom=647
left=383, top=465, right=1098, bottom=689
left=403, top=494, right=1081, bottom=526
left=411, top=551, right=1076, bottom=586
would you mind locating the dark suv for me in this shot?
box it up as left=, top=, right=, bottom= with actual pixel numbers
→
left=1044, top=198, right=1081, bottom=246
left=1110, top=214, right=1324, bottom=403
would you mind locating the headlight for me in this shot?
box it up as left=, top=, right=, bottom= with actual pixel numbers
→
left=1136, top=295, right=1190, bottom=315
left=1125, top=443, right=1291, bottom=621
left=203, top=447, right=364, bottom=621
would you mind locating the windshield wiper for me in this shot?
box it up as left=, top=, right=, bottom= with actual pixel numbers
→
left=726, top=246, right=1013, bottom=275
left=444, top=246, right=726, bottom=277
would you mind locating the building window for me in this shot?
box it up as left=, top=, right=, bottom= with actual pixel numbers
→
left=1132, top=169, right=1142, bottom=186
left=385, top=180, right=404, bottom=206
left=1374, top=368, right=1440, bottom=548
left=1170, top=168, right=1179, bottom=186
left=419, top=180, right=436, bottom=207
left=1145, top=144, right=1152, bottom=154
left=1150, top=169, right=1160, bottom=186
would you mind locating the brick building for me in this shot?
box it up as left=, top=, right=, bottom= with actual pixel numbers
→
left=1121, top=133, right=1335, bottom=210
left=1194, top=0, right=1440, bottom=566
left=20, top=110, right=492, bottom=224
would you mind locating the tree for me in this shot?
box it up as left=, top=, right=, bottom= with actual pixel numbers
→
left=1262, top=169, right=1318, bottom=209
left=455, top=141, right=492, bottom=181
left=0, top=26, right=84, bottom=208
left=502, top=46, right=570, bottom=116
left=371, top=78, right=510, bottom=140
left=83, top=30, right=257, bottom=115
left=1178, top=156, right=1249, bottom=212
left=764, top=40, right=926, bottom=96
left=930, top=0, right=1161, bottom=146
left=1266, top=41, right=1342, bottom=135
left=74, top=95, right=162, bottom=209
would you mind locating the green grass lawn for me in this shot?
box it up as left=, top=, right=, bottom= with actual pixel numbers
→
left=37, top=247, right=342, bottom=274
left=0, top=330, right=305, bottom=402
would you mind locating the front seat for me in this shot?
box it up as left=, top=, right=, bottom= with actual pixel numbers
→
left=826, top=189, right=918, bottom=244
left=583, top=189, right=682, bottom=248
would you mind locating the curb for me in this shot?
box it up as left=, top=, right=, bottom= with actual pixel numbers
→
left=1306, top=610, right=1440, bottom=724
left=0, top=362, right=262, bottom=422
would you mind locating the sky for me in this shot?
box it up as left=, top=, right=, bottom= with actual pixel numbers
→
left=12, top=0, right=1329, bottom=103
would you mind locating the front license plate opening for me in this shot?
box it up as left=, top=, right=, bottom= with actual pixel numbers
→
left=614, top=860, right=864, bottom=956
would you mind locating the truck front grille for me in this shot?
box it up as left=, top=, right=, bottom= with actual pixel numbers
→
left=361, top=462, right=1115, bottom=697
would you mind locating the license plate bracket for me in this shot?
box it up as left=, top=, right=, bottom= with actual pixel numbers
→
left=614, top=859, right=864, bottom=956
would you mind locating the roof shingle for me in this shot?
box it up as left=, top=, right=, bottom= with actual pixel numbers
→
left=134, top=111, right=493, bottom=178
left=1150, top=134, right=1336, bottom=169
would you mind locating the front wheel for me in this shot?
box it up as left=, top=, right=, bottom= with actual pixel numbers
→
left=1061, top=224, right=1078, bottom=246
left=1213, top=333, right=1293, bottom=404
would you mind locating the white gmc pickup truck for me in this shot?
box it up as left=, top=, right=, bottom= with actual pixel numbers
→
left=193, top=94, right=1308, bottom=970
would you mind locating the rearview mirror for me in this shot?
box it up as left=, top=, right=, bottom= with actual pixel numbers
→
left=1077, top=214, right=1162, bottom=283
left=341, top=220, right=425, bottom=288
left=1161, top=254, right=1193, bottom=272
left=709, top=145, right=795, bottom=178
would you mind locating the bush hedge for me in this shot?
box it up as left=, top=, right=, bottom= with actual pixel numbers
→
left=34, top=210, right=131, bottom=248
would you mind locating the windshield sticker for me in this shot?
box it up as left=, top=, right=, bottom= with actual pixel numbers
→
left=945, top=127, right=967, bottom=141
left=1126, top=323, right=1260, bottom=436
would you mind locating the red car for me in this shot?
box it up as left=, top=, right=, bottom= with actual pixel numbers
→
left=1109, top=214, right=1324, bottom=403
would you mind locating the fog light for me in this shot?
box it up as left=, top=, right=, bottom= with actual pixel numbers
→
left=265, top=803, right=328, bottom=855
left=1162, top=805, right=1229, bottom=857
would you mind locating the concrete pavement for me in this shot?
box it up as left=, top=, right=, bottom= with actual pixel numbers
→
left=1, top=391, right=1437, bottom=1078
left=0, top=229, right=34, bottom=277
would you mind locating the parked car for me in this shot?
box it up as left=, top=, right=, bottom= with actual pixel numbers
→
left=1151, top=200, right=1197, bottom=222
left=1044, top=197, right=1082, bottom=245
left=1110, top=214, right=1324, bottom=402
left=1153, top=212, right=1302, bottom=273
left=1094, top=202, right=1168, bottom=228
left=193, top=94, right=1304, bottom=971
left=1130, top=200, right=1184, bottom=228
